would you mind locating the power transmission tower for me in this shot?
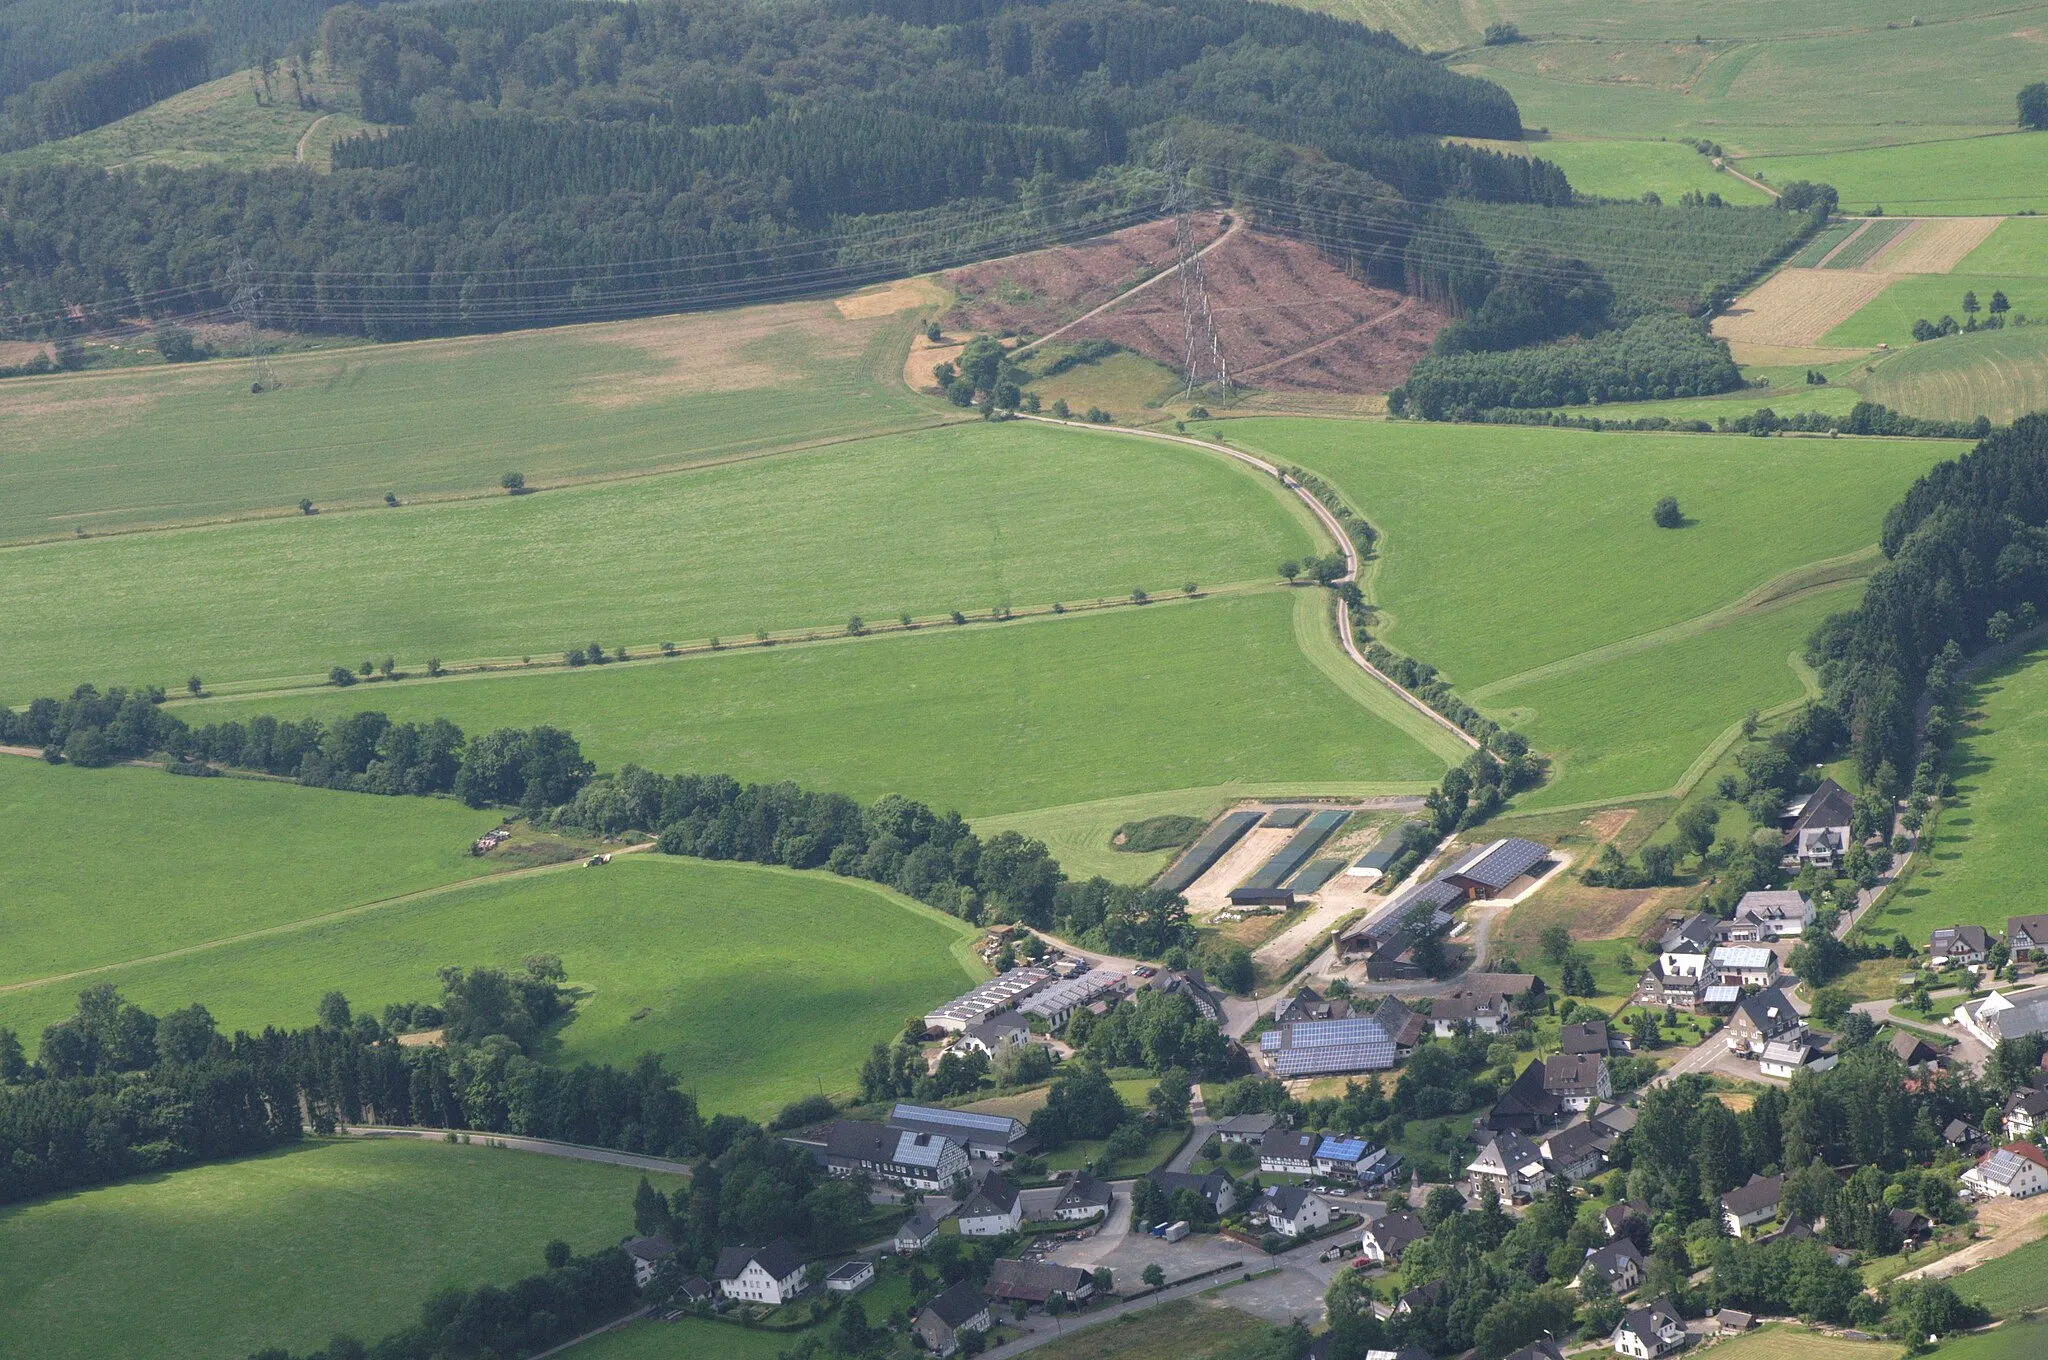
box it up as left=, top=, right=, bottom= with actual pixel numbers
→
left=227, top=247, right=279, bottom=393
left=1163, top=153, right=1231, bottom=404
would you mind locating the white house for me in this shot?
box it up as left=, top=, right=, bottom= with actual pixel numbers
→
left=1759, top=1036, right=1837, bottom=1080
left=1962, top=1143, right=2048, bottom=1199
left=1709, top=945, right=1780, bottom=989
left=1543, top=1053, right=1612, bottom=1112
left=1725, top=891, right=1813, bottom=941
left=1469, top=1131, right=1549, bottom=1202
left=2005, top=1087, right=2048, bottom=1141
left=1256, top=1184, right=1334, bottom=1238
left=894, top=1211, right=939, bottom=1255
left=715, top=1240, right=807, bottom=1305
left=1054, top=1172, right=1113, bottom=1221
left=622, top=1235, right=674, bottom=1289
left=1580, top=1239, right=1645, bottom=1294
left=1612, top=1298, right=1688, bottom=1357
left=1260, top=1128, right=1319, bottom=1176
left=1658, top=913, right=1718, bottom=983
left=1358, top=1209, right=1425, bottom=1264
left=826, top=1260, right=875, bottom=1293
left=957, top=1170, right=1023, bottom=1236
left=1719, top=1174, right=1783, bottom=1238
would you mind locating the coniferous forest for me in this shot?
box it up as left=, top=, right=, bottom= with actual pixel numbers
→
left=0, top=0, right=1565, bottom=340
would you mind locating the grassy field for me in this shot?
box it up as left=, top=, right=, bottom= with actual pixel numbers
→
left=1449, top=137, right=1770, bottom=204
left=0, top=855, right=982, bottom=1118
left=3, top=420, right=1317, bottom=702
left=1741, top=136, right=2048, bottom=215
left=1024, top=348, right=1187, bottom=421
left=0, top=756, right=502, bottom=991
left=1925, top=1320, right=2048, bottom=1358
left=1022, top=1299, right=1284, bottom=1360
left=0, top=294, right=938, bottom=545
left=1823, top=281, right=2048, bottom=350
left=1866, top=643, right=2048, bottom=943
left=184, top=591, right=1451, bottom=819
left=1951, top=1227, right=2048, bottom=1315
left=1213, top=418, right=1942, bottom=691
left=569, top=1318, right=797, bottom=1360
left=0, top=64, right=378, bottom=173
left=1863, top=327, right=2048, bottom=424
left=0, top=1137, right=684, bottom=1360
left=1693, top=1324, right=1903, bottom=1360
left=1487, top=585, right=1845, bottom=809
left=1541, top=384, right=1866, bottom=425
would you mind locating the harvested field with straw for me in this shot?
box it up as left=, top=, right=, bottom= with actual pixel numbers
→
left=1878, top=217, right=2004, bottom=273
left=1712, top=268, right=1895, bottom=347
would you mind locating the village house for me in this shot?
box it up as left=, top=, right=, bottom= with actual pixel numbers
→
left=1963, top=1142, right=2048, bottom=1199
left=1260, top=1128, right=1320, bottom=1176
left=1783, top=779, right=1854, bottom=869
left=1054, top=1171, right=1114, bottom=1221
left=1314, top=1134, right=1382, bottom=1181
left=1580, top=1238, right=1645, bottom=1294
left=621, top=1235, right=673, bottom=1289
left=715, top=1240, right=808, bottom=1306
left=798, top=1120, right=970, bottom=1190
left=1431, top=989, right=1512, bottom=1035
left=1216, top=1112, right=1280, bottom=1145
left=1726, top=987, right=1803, bottom=1055
left=1274, top=986, right=1353, bottom=1024
left=914, top=1282, right=992, bottom=1357
left=1560, top=1020, right=1612, bottom=1056
left=957, top=1169, right=1024, bottom=1235
left=1469, top=1130, right=1550, bottom=1202
left=1957, top=986, right=2048, bottom=1047
left=955, top=1013, right=1034, bottom=1058
left=1504, top=1344, right=1567, bottom=1360
left=1371, top=995, right=1429, bottom=1055
left=1149, top=1169, right=1238, bottom=1216
left=1484, top=1059, right=1566, bottom=1133
left=1543, top=1053, right=1611, bottom=1111
left=1722, top=890, right=1814, bottom=942
left=1612, top=1298, right=1689, bottom=1357
left=1708, top=945, right=1780, bottom=990
left=1358, top=1209, right=1426, bottom=1264
left=1759, top=1034, right=1838, bottom=1079
left=1930, top=924, right=1993, bottom=968
left=1255, top=1183, right=1335, bottom=1238
left=1889, top=1030, right=1943, bottom=1070
left=987, top=1259, right=1093, bottom=1309
left=1720, top=1173, right=1784, bottom=1237
left=894, top=1210, right=940, bottom=1255
left=2010, top=913, right=2048, bottom=962
left=888, top=1102, right=1030, bottom=1161
left=1539, top=1121, right=1608, bottom=1182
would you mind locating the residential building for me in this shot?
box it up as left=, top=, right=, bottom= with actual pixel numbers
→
left=1469, top=1131, right=1550, bottom=1201
left=1260, top=1016, right=1398, bottom=1077
left=621, top=1235, right=673, bottom=1289
left=1560, top=1020, right=1611, bottom=1056
left=1314, top=1135, right=1382, bottom=1181
left=1149, top=968, right=1224, bottom=1021
left=1019, top=970, right=1127, bottom=1029
left=826, top=1260, right=875, bottom=1294
left=1432, top=988, right=1512, bottom=1035
left=1709, top=946, right=1780, bottom=990
left=1217, top=1112, right=1280, bottom=1144
left=1931, top=924, right=1993, bottom=968
left=1783, top=778, right=1854, bottom=868
left=1612, top=1298, right=1689, bottom=1357
left=2009, top=1086, right=2048, bottom=1140
left=894, top=1210, right=939, bottom=1255
left=1657, top=912, right=1720, bottom=983
left=715, top=1240, right=807, bottom=1305
left=1726, top=987, right=1803, bottom=1055
left=1274, top=986, right=1353, bottom=1024
left=1054, top=1172, right=1113, bottom=1221
left=1396, top=1280, right=1444, bottom=1315
left=1720, top=1174, right=1784, bottom=1237
left=956, top=1013, right=1034, bottom=1057
left=1957, top=987, right=2048, bottom=1047
left=923, top=969, right=1053, bottom=1032
left=1888, top=1030, right=1943, bottom=1069
left=915, top=1282, right=992, bottom=1357
left=887, top=1103, right=1029, bottom=1160
left=1504, top=1344, right=1567, bottom=1360
left=1944, top=1119, right=1985, bottom=1151
left=1963, top=1142, right=2048, bottom=1199
left=1759, top=1035, right=1837, bottom=1079
left=1372, top=996, right=1429, bottom=1054
left=1581, top=1238, right=1645, bottom=1293
left=1543, top=1053, right=1611, bottom=1111
left=1440, top=837, right=1552, bottom=900
left=1255, top=1184, right=1334, bottom=1238
left=1539, top=1121, right=1608, bottom=1182
left=1601, top=1200, right=1646, bottom=1239
left=799, top=1120, right=970, bottom=1190
left=674, top=1276, right=715, bottom=1305
left=987, top=1259, right=1093, bottom=1308
left=1260, top=1128, right=1319, bottom=1176
left=957, top=1170, right=1023, bottom=1235
left=1724, top=890, right=1814, bottom=941
left=2009, top=913, right=2048, bottom=961
left=1150, top=1169, right=1237, bottom=1216
left=1359, top=1209, right=1425, bottom=1264
left=1485, top=1059, right=1565, bottom=1133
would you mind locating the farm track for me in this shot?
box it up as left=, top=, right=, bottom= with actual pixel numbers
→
left=1237, top=297, right=1419, bottom=379
left=1010, top=215, right=1243, bottom=360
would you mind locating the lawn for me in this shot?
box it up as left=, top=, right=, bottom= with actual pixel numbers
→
left=2, top=419, right=1315, bottom=702
left=1741, top=135, right=2048, bottom=215
left=0, top=855, right=983, bottom=1119
left=1212, top=418, right=1942, bottom=692
left=0, top=756, right=502, bottom=991
left=1451, top=137, right=1770, bottom=205
left=1693, top=1324, right=1903, bottom=1360
left=1924, top=1320, right=2048, bottom=1359
left=1824, top=280, right=2048, bottom=351
left=570, top=1318, right=801, bottom=1360
left=1951, top=1227, right=2048, bottom=1316
left=184, top=591, right=1452, bottom=819
left=1023, top=1298, right=1287, bottom=1360
left=0, top=293, right=934, bottom=545
left=0, top=1137, right=685, bottom=1360
left=1868, top=642, right=2048, bottom=946
left=1864, top=327, right=2048, bottom=426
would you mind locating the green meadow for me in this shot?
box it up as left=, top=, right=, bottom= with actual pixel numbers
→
left=1742, top=136, right=2048, bottom=215
left=1823, top=277, right=2048, bottom=350
left=0, top=295, right=933, bottom=543
left=1923, top=1320, right=2048, bottom=1358
left=0, top=1137, right=682, bottom=1360
left=1, top=420, right=1314, bottom=702
left=1301, top=0, right=1991, bottom=52
left=1865, top=327, right=2048, bottom=426
left=1947, top=1229, right=2048, bottom=1315
left=0, top=855, right=981, bottom=1118
left=1451, top=137, right=1769, bottom=204
left=0, top=757, right=499, bottom=990
left=1213, top=418, right=1942, bottom=690
left=1540, top=385, right=1865, bottom=426
left=184, top=591, right=1450, bottom=820
left=1867, top=643, right=2048, bottom=943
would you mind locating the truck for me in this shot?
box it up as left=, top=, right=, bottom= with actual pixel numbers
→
left=1163, top=1220, right=1190, bottom=1243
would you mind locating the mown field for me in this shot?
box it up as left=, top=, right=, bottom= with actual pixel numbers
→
left=3, top=420, right=1316, bottom=702
left=1950, top=1227, right=2048, bottom=1315
left=1540, top=384, right=1865, bottom=425
left=0, top=854, right=982, bottom=1118
left=1868, top=643, right=2048, bottom=943
left=182, top=591, right=1449, bottom=820
left=1925, top=1320, right=2048, bottom=1359
left=0, top=293, right=937, bottom=544
left=1693, top=1326, right=1902, bottom=1360
left=1824, top=280, right=2048, bottom=350
left=0, top=756, right=501, bottom=990
left=1865, top=327, right=2048, bottom=426
left=1742, top=136, right=2048, bottom=215
left=0, top=1138, right=683, bottom=1360
left=1451, top=137, right=1770, bottom=205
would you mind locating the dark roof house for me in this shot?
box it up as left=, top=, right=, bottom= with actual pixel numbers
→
left=1560, top=1020, right=1611, bottom=1056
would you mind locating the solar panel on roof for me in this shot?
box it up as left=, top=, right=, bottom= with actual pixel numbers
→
left=1316, top=1137, right=1369, bottom=1159
left=891, top=1103, right=1017, bottom=1135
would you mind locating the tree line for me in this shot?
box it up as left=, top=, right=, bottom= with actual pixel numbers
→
left=0, top=0, right=1563, bottom=341
left=0, top=0, right=338, bottom=103
left=1389, top=312, right=1744, bottom=418
left=0, top=30, right=212, bottom=151
left=1807, top=413, right=2048, bottom=781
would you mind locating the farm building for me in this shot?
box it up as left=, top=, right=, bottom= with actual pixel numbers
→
left=794, top=1120, right=971, bottom=1190
left=1260, top=1015, right=1398, bottom=1076
left=1958, top=986, right=2048, bottom=1046
left=1273, top=986, right=1353, bottom=1024
left=987, top=1259, right=1093, bottom=1307
left=1230, top=809, right=1351, bottom=905
left=922, top=968, right=1053, bottom=1032
left=1782, top=778, right=1854, bottom=868
left=1439, top=837, right=1551, bottom=900
left=915, top=1282, right=992, bottom=1357
left=1019, top=970, right=1126, bottom=1028
left=1723, top=890, right=1813, bottom=941
left=887, top=1103, right=1029, bottom=1160
left=1154, top=809, right=1263, bottom=895
left=715, top=1239, right=807, bottom=1305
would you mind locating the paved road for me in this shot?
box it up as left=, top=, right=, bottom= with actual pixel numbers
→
left=340, top=1125, right=696, bottom=1176
left=1166, top=1086, right=1217, bottom=1173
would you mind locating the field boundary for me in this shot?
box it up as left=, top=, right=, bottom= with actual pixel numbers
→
left=339, top=1127, right=696, bottom=1176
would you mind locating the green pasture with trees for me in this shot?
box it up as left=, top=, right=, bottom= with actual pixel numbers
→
left=1823, top=277, right=2045, bottom=351
left=184, top=591, right=1449, bottom=819
left=0, top=854, right=982, bottom=1118
left=1865, top=327, right=2048, bottom=427
left=1, top=420, right=1314, bottom=702
left=0, top=1136, right=684, bottom=1360
left=0, top=755, right=501, bottom=989
left=1741, top=136, right=2048, bottom=215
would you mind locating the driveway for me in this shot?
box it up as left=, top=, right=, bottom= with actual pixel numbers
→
left=1900, top=1196, right=2048, bottom=1281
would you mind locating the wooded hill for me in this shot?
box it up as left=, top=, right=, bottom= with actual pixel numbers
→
left=0, top=0, right=1563, bottom=340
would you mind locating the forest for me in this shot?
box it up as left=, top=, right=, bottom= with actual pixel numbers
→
left=1808, top=413, right=2048, bottom=780
left=0, top=0, right=345, bottom=102
left=1389, top=312, right=1743, bottom=418
left=0, top=30, right=213, bottom=151
left=0, top=0, right=1558, bottom=339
